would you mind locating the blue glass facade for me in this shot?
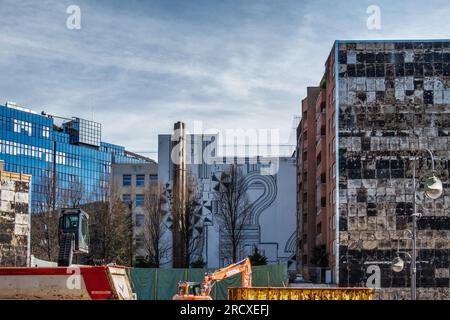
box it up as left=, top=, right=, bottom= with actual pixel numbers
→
left=0, top=102, right=150, bottom=212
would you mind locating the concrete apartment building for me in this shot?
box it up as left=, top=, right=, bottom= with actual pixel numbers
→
left=298, top=79, right=337, bottom=282
left=111, top=162, right=158, bottom=263
left=298, top=40, right=450, bottom=298
left=0, top=160, right=31, bottom=267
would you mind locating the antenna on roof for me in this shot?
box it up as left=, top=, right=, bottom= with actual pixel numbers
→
left=41, top=111, right=72, bottom=121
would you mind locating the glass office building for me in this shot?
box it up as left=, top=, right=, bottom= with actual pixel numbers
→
left=0, top=102, right=151, bottom=212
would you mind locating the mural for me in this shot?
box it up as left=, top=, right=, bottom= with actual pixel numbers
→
left=158, top=134, right=296, bottom=268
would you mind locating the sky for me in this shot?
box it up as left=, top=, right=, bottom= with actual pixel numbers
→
left=1, top=0, right=450, bottom=160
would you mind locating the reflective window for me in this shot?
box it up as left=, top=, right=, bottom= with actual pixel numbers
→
left=136, top=214, right=144, bottom=226
left=0, top=103, right=149, bottom=212
left=122, top=194, right=131, bottom=205
left=149, top=174, right=158, bottom=184
left=123, top=174, right=131, bottom=186
left=136, top=174, right=145, bottom=186
left=136, top=194, right=144, bottom=207
left=135, top=235, right=144, bottom=248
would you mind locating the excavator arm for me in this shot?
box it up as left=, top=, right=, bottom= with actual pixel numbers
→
left=202, top=258, right=252, bottom=296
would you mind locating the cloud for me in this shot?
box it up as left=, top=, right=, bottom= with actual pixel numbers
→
left=1, top=0, right=450, bottom=160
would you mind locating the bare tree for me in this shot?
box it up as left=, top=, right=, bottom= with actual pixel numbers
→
left=171, top=171, right=204, bottom=267
left=62, top=176, right=84, bottom=208
left=110, top=182, right=133, bottom=266
left=183, top=174, right=203, bottom=267
left=30, top=170, right=60, bottom=261
left=84, top=181, right=133, bottom=266
left=141, top=183, right=168, bottom=267
left=214, top=164, right=253, bottom=263
left=31, top=171, right=86, bottom=262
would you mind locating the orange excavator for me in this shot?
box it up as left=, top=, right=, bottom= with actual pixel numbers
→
left=173, top=258, right=252, bottom=300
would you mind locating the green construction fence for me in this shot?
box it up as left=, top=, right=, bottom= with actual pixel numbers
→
left=129, top=264, right=288, bottom=300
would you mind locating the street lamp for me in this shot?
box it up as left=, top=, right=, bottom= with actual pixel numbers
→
left=391, top=251, right=411, bottom=273
left=391, top=148, right=443, bottom=300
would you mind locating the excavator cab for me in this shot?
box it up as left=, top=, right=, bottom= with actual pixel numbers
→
left=58, top=208, right=89, bottom=266
left=178, top=283, right=202, bottom=295
left=174, top=282, right=210, bottom=300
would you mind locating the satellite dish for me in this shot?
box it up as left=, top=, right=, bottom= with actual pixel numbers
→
left=392, top=256, right=405, bottom=273
left=424, top=175, right=443, bottom=200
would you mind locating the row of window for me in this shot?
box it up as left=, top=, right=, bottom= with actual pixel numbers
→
left=122, top=195, right=146, bottom=228
left=122, top=193, right=144, bottom=207
left=0, top=115, right=51, bottom=139
left=0, top=139, right=85, bottom=168
left=122, top=174, right=157, bottom=186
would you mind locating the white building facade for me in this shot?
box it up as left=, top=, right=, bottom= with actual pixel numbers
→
left=158, top=133, right=297, bottom=269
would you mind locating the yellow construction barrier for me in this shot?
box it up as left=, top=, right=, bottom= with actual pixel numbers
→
left=228, top=287, right=375, bottom=300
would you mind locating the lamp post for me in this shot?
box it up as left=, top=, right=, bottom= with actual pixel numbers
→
left=392, top=148, right=443, bottom=300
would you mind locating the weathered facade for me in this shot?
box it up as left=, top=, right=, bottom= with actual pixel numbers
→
left=0, top=160, right=31, bottom=267
left=299, top=40, right=450, bottom=298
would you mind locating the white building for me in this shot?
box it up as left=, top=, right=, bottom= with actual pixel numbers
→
left=158, top=132, right=297, bottom=269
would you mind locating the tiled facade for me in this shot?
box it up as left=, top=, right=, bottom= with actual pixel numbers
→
left=0, top=161, right=31, bottom=267
left=298, top=40, right=450, bottom=296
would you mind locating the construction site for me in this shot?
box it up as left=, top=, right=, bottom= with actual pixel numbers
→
left=2, top=1, right=450, bottom=306
left=0, top=140, right=373, bottom=300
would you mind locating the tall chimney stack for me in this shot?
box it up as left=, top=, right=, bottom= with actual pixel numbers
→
left=172, top=121, right=186, bottom=267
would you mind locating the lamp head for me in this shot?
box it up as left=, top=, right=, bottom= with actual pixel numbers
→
left=392, top=256, right=405, bottom=273
left=424, top=175, right=443, bottom=200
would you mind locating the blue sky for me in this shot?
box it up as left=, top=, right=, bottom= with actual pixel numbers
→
left=1, top=0, right=450, bottom=159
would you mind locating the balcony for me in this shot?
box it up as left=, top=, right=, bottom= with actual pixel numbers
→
left=316, top=207, right=322, bottom=216
left=302, top=139, right=308, bottom=150
left=315, top=233, right=324, bottom=246
left=315, top=138, right=322, bottom=150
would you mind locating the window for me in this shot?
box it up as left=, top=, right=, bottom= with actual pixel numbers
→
left=332, top=163, right=336, bottom=179
left=332, top=112, right=335, bottom=129
left=149, top=174, right=158, bottom=184
left=136, top=175, right=145, bottom=187
left=42, top=126, right=50, bottom=138
left=122, top=194, right=131, bottom=205
left=136, top=235, right=144, bottom=249
left=80, top=214, right=90, bottom=249
left=123, top=174, right=131, bottom=186
left=136, top=214, right=144, bottom=227
left=136, top=194, right=144, bottom=207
